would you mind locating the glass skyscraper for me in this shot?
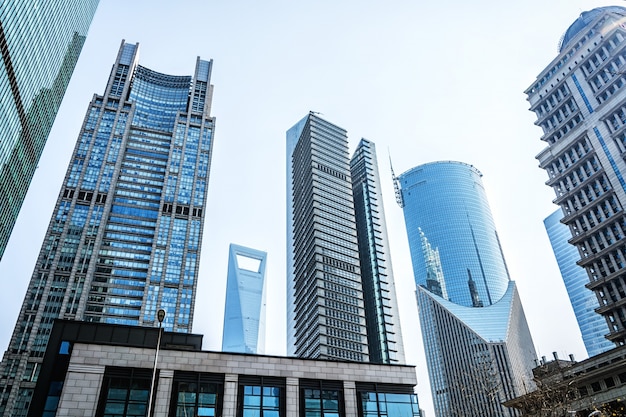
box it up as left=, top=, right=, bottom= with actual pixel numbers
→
left=0, top=0, right=99, bottom=261
left=222, top=243, right=267, bottom=354
left=350, top=139, right=405, bottom=364
left=0, top=41, right=215, bottom=416
left=396, top=161, right=536, bottom=417
left=286, top=112, right=405, bottom=364
left=527, top=6, right=626, bottom=347
left=544, top=209, right=614, bottom=357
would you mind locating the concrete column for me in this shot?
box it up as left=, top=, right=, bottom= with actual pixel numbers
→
left=222, top=373, right=238, bottom=417
left=343, top=381, right=358, bottom=417
left=286, top=377, right=299, bottom=416
left=153, top=369, right=174, bottom=416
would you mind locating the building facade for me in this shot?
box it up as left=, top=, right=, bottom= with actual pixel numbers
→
left=544, top=209, right=614, bottom=357
left=222, top=243, right=267, bottom=354
left=0, top=0, right=99, bottom=261
left=527, top=6, right=626, bottom=347
left=29, top=320, right=421, bottom=417
left=286, top=112, right=405, bottom=364
left=350, top=139, right=405, bottom=364
left=395, top=161, right=537, bottom=417
left=0, top=41, right=215, bottom=416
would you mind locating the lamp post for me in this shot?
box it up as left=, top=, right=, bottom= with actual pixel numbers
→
left=147, top=309, right=166, bottom=417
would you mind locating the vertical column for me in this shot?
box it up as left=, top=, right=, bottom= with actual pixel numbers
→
left=286, top=377, right=299, bottom=416
left=153, top=369, right=174, bottom=415
left=222, top=374, right=238, bottom=417
left=56, top=364, right=105, bottom=416
left=343, top=381, right=358, bottom=417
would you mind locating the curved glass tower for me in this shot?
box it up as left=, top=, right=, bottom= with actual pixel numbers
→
left=0, top=41, right=215, bottom=416
left=396, top=161, right=536, bottom=417
left=544, top=209, right=614, bottom=357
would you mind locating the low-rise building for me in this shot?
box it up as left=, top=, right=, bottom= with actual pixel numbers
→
left=31, top=320, right=421, bottom=417
left=504, top=347, right=626, bottom=416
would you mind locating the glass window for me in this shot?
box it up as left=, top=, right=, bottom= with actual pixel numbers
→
left=170, top=372, right=223, bottom=417
left=96, top=367, right=152, bottom=417
left=238, top=377, right=285, bottom=417
left=300, top=379, right=343, bottom=417
left=356, top=384, right=420, bottom=417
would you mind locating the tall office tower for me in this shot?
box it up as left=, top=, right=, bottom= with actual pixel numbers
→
left=350, top=139, right=405, bottom=364
left=527, top=6, right=626, bottom=347
left=222, top=244, right=267, bottom=354
left=544, top=209, right=614, bottom=357
left=395, top=161, right=537, bottom=417
left=286, top=112, right=405, bottom=363
left=0, top=41, right=215, bottom=416
left=0, top=0, right=99, bottom=261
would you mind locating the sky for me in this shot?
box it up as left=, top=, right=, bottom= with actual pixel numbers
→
left=0, top=1, right=621, bottom=415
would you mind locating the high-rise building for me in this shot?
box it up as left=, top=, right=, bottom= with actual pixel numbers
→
left=0, top=0, right=100, bottom=260
left=395, top=161, right=537, bottom=417
left=526, top=6, right=626, bottom=347
left=350, top=139, right=405, bottom=364
left=286, top=112, right=405, bottom=363
left=0, top=41, right=215, bottom=416
left=222, top=244, right=267, bottom=354
left=544, top=209, right=614, bottom=357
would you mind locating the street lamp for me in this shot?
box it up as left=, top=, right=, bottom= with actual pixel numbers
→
left=147, top=309, right=166, bottom=417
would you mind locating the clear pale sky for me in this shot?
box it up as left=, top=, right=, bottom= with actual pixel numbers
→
left=0, top=1, right=619, bottom=414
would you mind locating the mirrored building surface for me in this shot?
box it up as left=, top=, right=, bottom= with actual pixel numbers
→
left=544, top=209, right=614, bottom=357
left=0, top=0, right=99, bottom=260
left=396, top=161, right=537, bottom=417
left=0, top=41, right=215, bottom=416
left=222, top=244, right=267, bottom=354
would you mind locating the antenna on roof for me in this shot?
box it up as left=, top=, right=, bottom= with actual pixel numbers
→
left=389, top=149, right=404, bottom=208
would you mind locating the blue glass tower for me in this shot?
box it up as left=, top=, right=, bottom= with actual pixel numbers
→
left=222, top=244, right=267, bottom=354
left=0, top=41, right=215, bottom=416
left=396, top=161, right=536, bottom=417
left=0, top=0, right=99, bottom=261
left=544, top=209, right=614, bottom=357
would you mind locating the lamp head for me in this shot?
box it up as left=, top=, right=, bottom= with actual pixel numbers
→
left=157, top=309, right=166, bottom=323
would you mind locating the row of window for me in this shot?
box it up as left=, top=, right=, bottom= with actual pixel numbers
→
left=92, top=368, right=420, bottom=417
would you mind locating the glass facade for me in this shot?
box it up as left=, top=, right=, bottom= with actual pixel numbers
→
left=357, top=384, right=420, bottom=417
left=238, top=377, right=285, bottom=417
left=396, top=161, right=536, bottom=417
left=222, top=244, right=267, bottom=354
left=0, top=0, right=99, bottom=260
left=350, top=139, right=405, bottom=365
left=544, top=209, right=614, bottom=357
left=527, top=6, right=626, bottom=347
left=0, top=42, right=216, bottom=416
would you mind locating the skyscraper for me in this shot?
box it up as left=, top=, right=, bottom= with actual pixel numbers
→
left=395, top=161, right=536, bottom=417
left=286, top=112, right=405, bottom=363
left=222, top=244, right=267, bottom=354
left=350, top=139, right=405, bottom=364
left=0, top=41, right=215, bottom=416
left=544, top=209, right=614, bottom=357
left=0, top=0, right=100, bottom=261
left=526, top=6, right=626, bottom=347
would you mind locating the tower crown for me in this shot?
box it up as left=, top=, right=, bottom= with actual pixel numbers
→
left=559, top=6, right=626, bottom=52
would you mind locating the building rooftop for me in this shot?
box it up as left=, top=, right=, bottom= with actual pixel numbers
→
left=559, top=6, right=626, bottom=52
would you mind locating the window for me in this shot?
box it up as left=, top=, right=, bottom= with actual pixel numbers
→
left=356, top=383, right=420, bottom=417
left=300, top=379, right=344, bottom=417
left=170, top=371, right=223, bottom=417
left=96, top=367, right=152, bottom=417
left=238, top=376, right=285, bottom=417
